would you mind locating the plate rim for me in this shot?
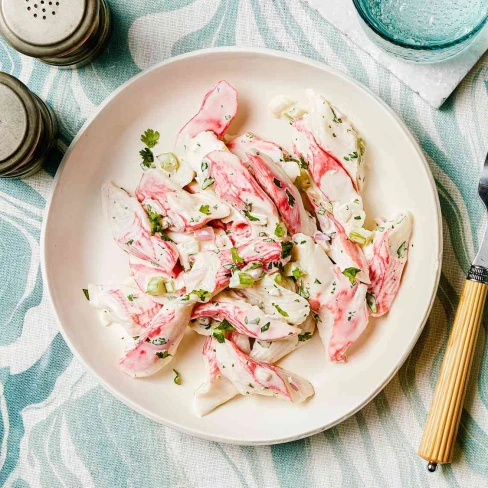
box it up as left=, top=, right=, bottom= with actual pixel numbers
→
left=40, top=46, right=443, bottom=445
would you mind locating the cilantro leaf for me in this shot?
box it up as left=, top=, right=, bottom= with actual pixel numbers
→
left=298, top=332, right=312, bottom=342
left=141, top=129, right=160, bottom=148
left=199, top=205, right=211, bottom=215
left=273, top=178, right=283, bottom=188
left=280, top=241, right=293, bottom=259
left=140, top=147, right=154, bottom=168
left=343, top=267, right=361, bottom=286
left=215, top=319, right=235, bottom=331
left=191, top=289, right=211, bottom=301
left=243, top=210, right=260, bottom=222
left=397, top=241, right=407, bottom=259
left=82, top=289, right=90, bottom=301
left=274, top=223, right=285, bottom=238
left=285, top=189, right=295, bottom=207
left=155, top=351, right=171, bottom=359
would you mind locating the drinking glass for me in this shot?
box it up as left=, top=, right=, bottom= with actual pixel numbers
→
left=352, top=0, right=488, bottom=63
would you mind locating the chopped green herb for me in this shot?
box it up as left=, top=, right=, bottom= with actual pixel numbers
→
left=274, top=223, right=285, bottom=238
left=126, top=239, right=134, bottom=246
left=82, top=288, right=90, bottom=301
left=261, top=322, right=271, bottom=333
left=147, top=207, right=163, bottom=235
left=201, top=177, right=214, bottom=190
left=330, top=107, right=342, bottom=124
left=298, top=332, right=312, bottom=342
left=212, top=330, right=226, bottom=343
left=397, top=241, right=407, bottom=259
left=243, top=210, right=260, bottom=222
left=155, top=351, right=171, bottom=359
left=366, top=293, right=378, bottom=314
left=354, top=215, right=361, bottom=220
left=273, top=303, right=289, bottom=317
left=141, top=129, right=160, bottom=148
left=216, top=319, right=235, bottom=331
left=285, top=189, right=295, bottom=207
left=191, top=289, right=211, bottom=301
left=201, top=161, right=208, bottom=172
left=343, top=267, right=361, bottom=286
left=231, top=247, right=244, bottom=264
left=317, top=207, right=326, bottom=215
left=273, top=178, right=283, bottom=188
left=299, top=156, right=309, bottom=169
left=248, top=383, right=254, bottom=388
left=133, top=336, right=139, bottom=340
left=247, top=262, right=263, bottom=270
left=173, top=369, right=182, bottom=385
left=280, top=241, right=293, bottom=259
left=314, top=278, right=322, bottom=284
left=140, top=147, right=154, bottom=168
left=199, top=205, right=211, bottom=215
left=127, top=294, right=136, bottom=301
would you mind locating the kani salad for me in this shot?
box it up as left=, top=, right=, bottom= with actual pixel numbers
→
left=84, top=81, right=412, bottom=416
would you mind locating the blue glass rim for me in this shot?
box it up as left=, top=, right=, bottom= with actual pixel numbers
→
left=352, top=0, right=488, bottom=51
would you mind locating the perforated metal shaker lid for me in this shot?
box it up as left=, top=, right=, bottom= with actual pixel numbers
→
left=0, top=0, right=98, bottom=58
left=0, top=72, right=40, bottom=170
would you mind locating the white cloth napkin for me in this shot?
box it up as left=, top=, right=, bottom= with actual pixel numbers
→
left=305, top=0, right=488, bottom=108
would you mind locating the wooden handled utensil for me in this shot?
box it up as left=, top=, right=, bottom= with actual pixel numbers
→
left=418, top=153, right=488, bottom=472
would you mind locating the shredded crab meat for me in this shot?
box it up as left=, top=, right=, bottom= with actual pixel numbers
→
left=119, top=301, right=193, bottom=378
left=212, top=337, right=314, bottom=402
left=102, top=182, right=179, bottom=274
left=364, top=214, right=413, bottom=317
left=191, top=296, right=300, bottom=341
left=292, top=117, right=365, bottom=233
left=136, top=169, right=230, bottom=232
left=173, top=81, right=238, bottom=187
left=205, top=150, right=281, bottom=236
left=86, top=284, right=162, bottom=336
left=85, top=81, right=413, bottom=414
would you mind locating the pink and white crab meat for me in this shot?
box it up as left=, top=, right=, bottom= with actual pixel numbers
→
left=292, top=234, right=369, bottom=362
left=102, top=182, right=179, bottom=275
left=191, top=293, right=300, bottom=341
left=173, top=80, right=238, bottom=187
left=85, top=284, right=162, bottom=336
left=118, top=300, right=193, bottom=378
left=211, top=337, right=314, bottom=402
left=364, top=213, right=413, bottom=317
left=205, top=150, right=281, bottom=236
left=136, top=169, right=230, bottom=232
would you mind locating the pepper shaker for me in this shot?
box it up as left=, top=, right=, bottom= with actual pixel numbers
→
left=0, top=72, right=58, bottom=178
left=0, top=0, right=111, bottom=68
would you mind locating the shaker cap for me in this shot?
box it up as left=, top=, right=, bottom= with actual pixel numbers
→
left=0, top=0, right=98, bottom=58
left=0, top=73, right=40, bottom=170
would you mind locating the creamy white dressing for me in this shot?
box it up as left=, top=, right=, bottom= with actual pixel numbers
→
left=183, top=252, right=219, bottom=296
left=292, top=234, right=336, bottom=300
left=239, top=274, right=310, bottom=326
left=99, top=309, right=112, bottom=326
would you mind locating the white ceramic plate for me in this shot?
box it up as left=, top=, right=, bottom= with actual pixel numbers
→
left=41, top=47, right=442, bottom=445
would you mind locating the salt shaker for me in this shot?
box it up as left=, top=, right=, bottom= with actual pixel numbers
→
left=0, top=0, right=111, bottom=68
left=0, top=72, right=58, bottom=178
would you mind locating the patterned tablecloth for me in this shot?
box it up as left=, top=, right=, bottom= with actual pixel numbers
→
left=0, top=1, right=487, bottom=487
